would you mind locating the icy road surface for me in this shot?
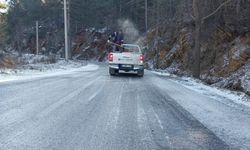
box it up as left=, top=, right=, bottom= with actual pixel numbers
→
left=0, top=64, right=250, bottom=150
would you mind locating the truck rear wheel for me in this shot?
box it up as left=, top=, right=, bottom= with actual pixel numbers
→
left=137, top=69, right=144, bottom=77
left=109, top=68, right=116, bottom=76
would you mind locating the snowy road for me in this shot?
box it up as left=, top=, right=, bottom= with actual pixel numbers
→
left=1, top=64, right=250, bottom=150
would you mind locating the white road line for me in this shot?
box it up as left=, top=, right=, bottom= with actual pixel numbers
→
left=37, top=76, right=101, bottom=118
left=86, top=83, right=104, bottom=103
left=151, top=106, right=171, bottom=143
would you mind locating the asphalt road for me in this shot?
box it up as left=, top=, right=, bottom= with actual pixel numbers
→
left=0, top=65, right=232, bottom=150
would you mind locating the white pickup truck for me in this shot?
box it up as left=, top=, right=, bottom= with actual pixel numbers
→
left=108, top=44, right=144, bottom=77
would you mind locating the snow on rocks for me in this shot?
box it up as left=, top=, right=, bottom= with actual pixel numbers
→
left=214, top=60, right=250, bottom=97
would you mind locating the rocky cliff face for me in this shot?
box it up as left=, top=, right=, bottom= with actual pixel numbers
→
left=140, top=0, right=250, bottom=95
left=143, top=23, right=250, bottom=96
left=141, top=0, right=250, bottom=95
left=72, top=29, right=109, bottom=61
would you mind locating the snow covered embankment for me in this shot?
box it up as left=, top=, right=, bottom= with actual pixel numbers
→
left=0, top=54, right=99, bottom=83
left=152, top=71, right=250, bottom=106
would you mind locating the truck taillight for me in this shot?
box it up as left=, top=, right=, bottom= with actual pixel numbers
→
left=108, top=53, right=113, bottom=61
left=139, top=55, right=144, bottom=63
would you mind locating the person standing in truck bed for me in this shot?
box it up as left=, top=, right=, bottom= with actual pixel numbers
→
left=109, top=30, right=124, bottom=52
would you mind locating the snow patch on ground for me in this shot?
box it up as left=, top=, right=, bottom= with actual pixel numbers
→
left=0, top=60, right=99, bottom=83
left=151, top=71, right=175, bottom=78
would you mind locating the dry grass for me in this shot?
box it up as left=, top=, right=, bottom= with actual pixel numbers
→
left=0, top=56, right=16, bottom=69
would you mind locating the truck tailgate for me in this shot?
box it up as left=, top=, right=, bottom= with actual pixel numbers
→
left=113, top=53, right=140, bottom=65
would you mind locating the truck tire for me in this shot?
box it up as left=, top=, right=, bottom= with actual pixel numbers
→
left=109, top=68, right=116, bottom=76
left=137, top=69, right=144, bottom=77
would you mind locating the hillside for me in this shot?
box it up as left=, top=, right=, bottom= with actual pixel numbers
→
left=0, top=0, right=249, bottom=96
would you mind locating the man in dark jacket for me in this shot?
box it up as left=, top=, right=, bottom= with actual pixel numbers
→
left=109, top=30, right=124, bottom=51
left=117, top=30, right=124, bottom=45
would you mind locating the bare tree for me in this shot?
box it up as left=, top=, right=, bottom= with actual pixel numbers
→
left=155, top=0, right=160, bottom=69
left=192, top=0, right=234, bottom=78
left=145, top=0, right=148, bottom=32
left=192, top=0, right=202, bottom=78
